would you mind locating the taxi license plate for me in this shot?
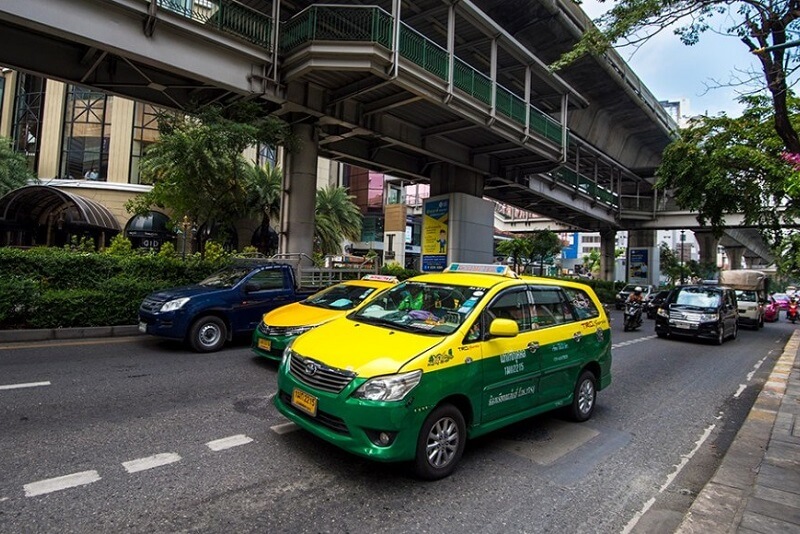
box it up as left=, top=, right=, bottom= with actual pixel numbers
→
left=138, top=322, right=146, bottom=333
left=258, top=338, right=271, bottom=351
left=292, top=388, right=318, bottom=417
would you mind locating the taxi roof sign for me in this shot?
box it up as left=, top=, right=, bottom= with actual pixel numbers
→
left=361, top=274, right=399, bottom=283
left=444, top=263, right=518, bottom=278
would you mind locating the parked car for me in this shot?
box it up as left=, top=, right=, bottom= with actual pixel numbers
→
left=615, top=284, right=655, bottom=309
left=138, top=262, right=316, bottom=353
left=764, top=296, right=780, bottom=323
left=645, top=290, right=671, bottom=319
left=251, top=274, right=398, bottom=360
left=274, top=263, right=613, bottom=480
left=654, top=285, right=739, bottom=344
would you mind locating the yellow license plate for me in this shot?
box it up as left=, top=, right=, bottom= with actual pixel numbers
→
left=292, top=388, right=318, bottom=417
left=258, top=338, right=271, bottom=351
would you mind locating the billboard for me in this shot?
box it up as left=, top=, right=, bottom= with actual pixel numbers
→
left=628, top=247, right=650, bottom=284
left=421, top=197, right=449, bottom=272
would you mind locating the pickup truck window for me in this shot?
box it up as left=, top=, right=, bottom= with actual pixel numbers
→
left=249, top=269, right=286, bottom=291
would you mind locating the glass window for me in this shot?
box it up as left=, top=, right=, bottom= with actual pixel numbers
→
left=257, top=143, right=277, bottom=167
left=60, top=86, right=110, bottom=181
left=0, top=76, right=5, bottom=123
left=487, top=289, right=533, bottom=332
left=130, top=102, right=161, bottom=184
left=561, top=287, right=600, bottom=320
left=529, top=287, right=572, bottom=327
left=249, top=269, right=286, bottom=291
left=302, top=283, right=377, bottom=310
left=12, top=73, right=45, bottom=172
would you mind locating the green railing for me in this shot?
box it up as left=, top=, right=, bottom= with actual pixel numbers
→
left=453, top=58, right=492, bottom=106
left=157, top=0, right=272, bottom=49
left=399, top=25, right=449, bottom=81
left=550, top=167, right=619, bottom=208
left=281, top=6, right=392, bottom=53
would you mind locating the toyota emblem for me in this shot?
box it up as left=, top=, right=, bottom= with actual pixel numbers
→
left=305, top=362, right=318, bottom=376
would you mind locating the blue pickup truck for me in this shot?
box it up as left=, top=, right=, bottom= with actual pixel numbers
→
left=138, top=262, right=316, bottom=353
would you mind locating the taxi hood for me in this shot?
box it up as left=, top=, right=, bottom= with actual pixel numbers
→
left=262, top=302, right=341, bottom=327
left=289, top=318, right=447, bottom=377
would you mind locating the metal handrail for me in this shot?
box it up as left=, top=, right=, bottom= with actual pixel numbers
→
left=155, top=0, right=272, bottom=49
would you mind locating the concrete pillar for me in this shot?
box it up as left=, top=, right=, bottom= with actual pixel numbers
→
left=599, top=229, right=616, bottom=282
left=279, top=122, right=318, bottom=259
left=421, top=165, right=492, bottom=271
left=628, top=229, right=656, bottom=248
left=38, top=80, right=66, bottom=179
left=725, top=246, right=744, bottom=270
left=694, top=231, right=719, bottom=266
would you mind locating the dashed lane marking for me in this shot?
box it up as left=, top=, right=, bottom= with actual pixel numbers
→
left=612, top=335, right=657, bottom=349
left=271, top=422, right=299, bottom=435
left=734, top=384, right=747, bottom=398
left=122, top=453, right=182, bottom=474
left=206, top=435, right=253, bottom=451
left=24, top=470, right=101, bottom=497
left=0, top=381, right=51, bottom=391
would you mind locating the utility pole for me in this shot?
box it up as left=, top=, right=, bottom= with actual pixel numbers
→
left=680, top=230, right=686, bottom=285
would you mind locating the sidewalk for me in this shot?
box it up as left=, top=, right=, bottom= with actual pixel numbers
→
left=676, top=330, right=800, bottom=533
left=0, top=325, right=140, bottom=343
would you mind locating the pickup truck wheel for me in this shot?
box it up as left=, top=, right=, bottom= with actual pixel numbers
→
left=189, top=316, right=227, bottom=353
left=413, top=404, right=465, bottom=481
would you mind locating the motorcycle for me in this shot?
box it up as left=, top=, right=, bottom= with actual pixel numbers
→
left=623, top=301, right=643, bottom=331
left=788, top=299, right=798, bottom=324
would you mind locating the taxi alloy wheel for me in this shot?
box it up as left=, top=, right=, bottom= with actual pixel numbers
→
left=570, top=371, right=596, bottom=422
left=413, top=404, right=465, bottom=480
left=189, top=316, right=227, bottom=353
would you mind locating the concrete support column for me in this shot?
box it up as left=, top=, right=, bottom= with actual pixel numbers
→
left=429, top=164, right=484, bottom=197
left=599, top=229, right=616, bottom=282
left=628, top=229, right=656, bottom=248
left=279, top=122, right=318, bottom=259
left=725, top=246, right=744, bottom=270
left=694, top=231, right=719, bottom=266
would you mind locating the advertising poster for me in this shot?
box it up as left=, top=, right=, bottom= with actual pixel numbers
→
left=421, top=198, right=449, bottom=272
left=628, top=247, right=650, bottom=284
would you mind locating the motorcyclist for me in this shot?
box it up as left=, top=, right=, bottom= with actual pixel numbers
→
left=627, top=286, right=644, bottom=304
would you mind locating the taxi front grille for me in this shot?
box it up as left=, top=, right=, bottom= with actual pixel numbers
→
left=279, top=391, right=349, bottom=434
left=289, top=354, right=355, bottom=393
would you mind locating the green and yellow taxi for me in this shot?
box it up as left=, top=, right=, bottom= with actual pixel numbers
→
left=251, top=274, right=398, bottom=360
left=274, top=263, right=612, bottom=479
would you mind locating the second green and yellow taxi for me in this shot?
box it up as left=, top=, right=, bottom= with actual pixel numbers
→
left=274, top=263, right=612, bottom=480
left=251, top=274, right=398, bottom=360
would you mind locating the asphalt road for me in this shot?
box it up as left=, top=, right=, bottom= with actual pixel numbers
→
left=0, top=312, right=793, bottom=534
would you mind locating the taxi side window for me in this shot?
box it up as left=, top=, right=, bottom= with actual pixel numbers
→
left=560, top=287, right=600, bottom=320
left=486, top=289, right=533, bottom=332
left=529, top=288, right=573, bottom=327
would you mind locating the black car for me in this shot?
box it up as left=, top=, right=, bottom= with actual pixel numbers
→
left=646, top=290, right=671, bottom=319
left=654, top=285, right=738, bottom=344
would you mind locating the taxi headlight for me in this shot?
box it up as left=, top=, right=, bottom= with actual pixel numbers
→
left=281, top=339, right=296, bottom=366
left=160, top=297, right=190, bottom=312
left=353, top=370, right=422, bottom=401
left=284, top=325, right=317, bottom=336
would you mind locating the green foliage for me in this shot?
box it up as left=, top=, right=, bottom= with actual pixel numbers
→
left=314, top=185, right=363, bottom=255
left=125, top=102, right=294, bottom=236
left=0, top=136, right=36, bottom=196
left=380, top=262, right=420, bottom=280
left=0, top=247, right=228, bottom=329
left=527, top=231, right=563, bottom=276
left=104, top=234, right=135, bottom=257
left=202, top=240, right=228, bottom=264
left=244, top=162, right=282, bottom=255
left=496, top=238, right=531, bottom=271
left=158, top=241, right=176, bottom=258
left=64, top=235, right=97, bottom=253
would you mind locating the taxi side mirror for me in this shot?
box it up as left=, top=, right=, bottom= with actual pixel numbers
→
left=489, top=318, right=519, bottom=338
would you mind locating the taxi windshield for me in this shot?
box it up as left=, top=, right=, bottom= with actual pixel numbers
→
left=352, top=281, right=486, bottom=335
left=302, top=283, right=378, bottom=310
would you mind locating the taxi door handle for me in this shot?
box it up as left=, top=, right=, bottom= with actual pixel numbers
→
left=573, top=331, right=582, bottom=342
left=527, top=341, right=539, bottom=352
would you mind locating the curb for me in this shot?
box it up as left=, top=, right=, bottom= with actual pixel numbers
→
left=0, top=325, right=141, bottom=343
left=675, top=329, right=800, bottom=533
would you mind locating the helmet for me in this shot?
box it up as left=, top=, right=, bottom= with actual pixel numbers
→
left=634, top=286, right=642, bottom=294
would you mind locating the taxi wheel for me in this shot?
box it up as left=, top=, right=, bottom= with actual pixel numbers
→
left=413, top=404, right=465, bottom=481
left=569, top=370, right=596, bottom=422
left=189, top=316, right=227, bottom=353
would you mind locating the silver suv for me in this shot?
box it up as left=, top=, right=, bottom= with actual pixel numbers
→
left=615, top=284, right=655, bottom=310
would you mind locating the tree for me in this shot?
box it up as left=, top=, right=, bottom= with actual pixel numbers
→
left=244, top=161, right=282, bottom=255
left=0, top=137, right=36, bottom=196
left=582, top=249, right=601, bottom=276
left=496, top=237, right=531, bottom=273
left=314, top=185, right=363, bottom=256
left=126, top=102, right=293, bottom=234
left=555, top=0, right=800, bottom=152
left=526, top=230, right=563, bottom=276
left=656, top=94, right=800, bottom=272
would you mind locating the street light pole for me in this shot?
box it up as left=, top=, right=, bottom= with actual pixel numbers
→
left=680, top=230, right=686, bottom=285
left=180, top=215, right=191, bottom=260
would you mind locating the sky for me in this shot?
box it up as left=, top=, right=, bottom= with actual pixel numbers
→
left=579, top=1, right=764, bottom=119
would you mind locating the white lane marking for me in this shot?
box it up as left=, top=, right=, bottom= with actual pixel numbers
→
left=271, top=422, right=299, bottom=435
left=612, top=335, right=657, bottom=349
left=622, top=423, right=716, bottom=534
left=0, top=497, right=8, bottom=502
left=0, top=381, right=51, bottom=391
left=122, top=453, right=181, bottom=474
left=734, top=384, right=747, bottom=398
left=747, top=355, right=768, bottom=381
left=206, top=435, right=253, bottom=451
left=24, top=470, right=101, bottom=497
